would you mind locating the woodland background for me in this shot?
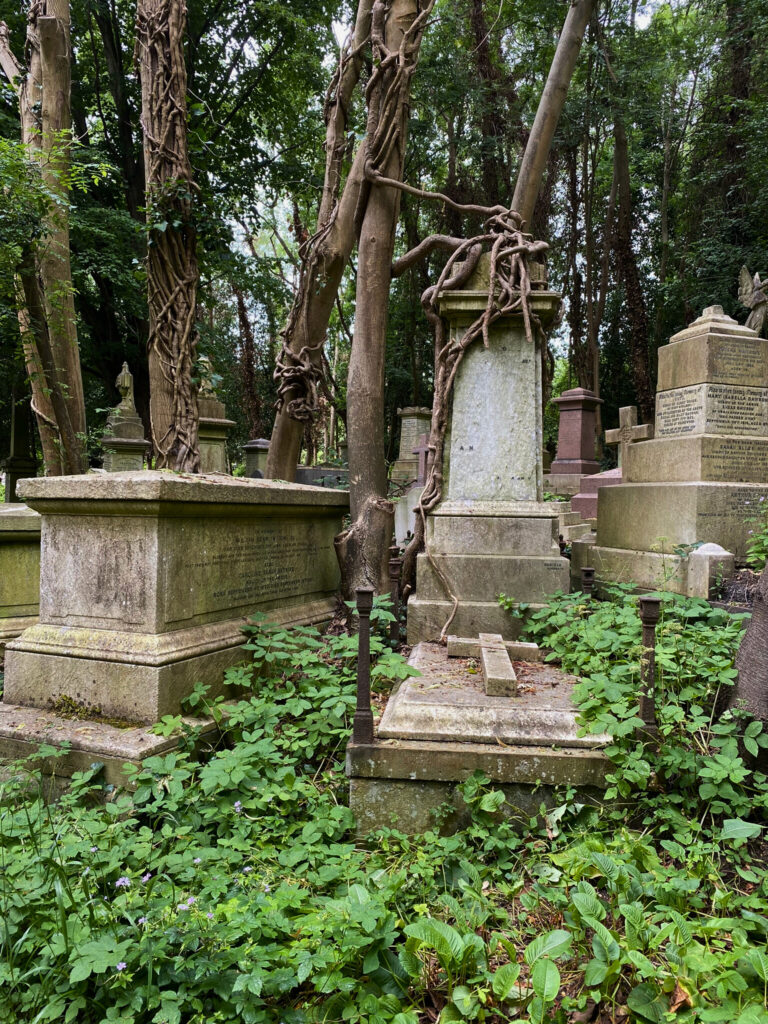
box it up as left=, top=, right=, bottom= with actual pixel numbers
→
left=0, top=0, right=766, bottom=466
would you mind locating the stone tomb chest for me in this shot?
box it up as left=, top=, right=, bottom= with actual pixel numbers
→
left=4, top=472, right=347, bottom=723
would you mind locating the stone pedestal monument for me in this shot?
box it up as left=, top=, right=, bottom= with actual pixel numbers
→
left=244, top=438, right=270, bottom=477
left=2, top=385, right=37, bottom=502
left=197, top=357, right=236, bottom=474
left=407, top=257, right=569, bottom=641
left=391, top=407, right=432, bottom=485
left=547, top=387, right=602, bottom=493
left=0, top=504, right=40, bottom=661
left=101, top=363, right=150, bottom=472
left=572, top=307, right=766, bottom=596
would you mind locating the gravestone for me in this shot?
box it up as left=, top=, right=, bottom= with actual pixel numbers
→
left=197, top=356, right=236, bottom=474
left=407, top=254, right=569, bottom=642
left=391, top=407, right=432, bottom=485
left=244, top=437, right=270, bottom=477
left=394, top=433, right=430, bottom=545
left=101, top=363, right=151, bottom=472
left=605, top=405, right=654, bottom=467
left=0, top=504, right=40, bottom=662
left=572, top=307, right=764, bottom=596
left=3, top=473, right=348, bottom=728
left=3, top=385, right=37, bottom=502
left=549, top=387, right=602, bottom=486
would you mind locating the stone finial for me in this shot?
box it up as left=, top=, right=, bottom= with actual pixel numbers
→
left=103, top=362, right=149, bottom=471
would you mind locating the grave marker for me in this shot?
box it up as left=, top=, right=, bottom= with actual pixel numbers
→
left=101, top=363, right=150, bottom=472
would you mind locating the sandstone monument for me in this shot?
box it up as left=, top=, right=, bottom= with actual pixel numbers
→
left=390, top=406, right=432, bottom=485
left=0, top=473, right=348, bottom=783
left=572, top=306, right=767, bottom=596
left=197, top=357, right=236, bottom=474
left=406, top=256, right=570, bottom=641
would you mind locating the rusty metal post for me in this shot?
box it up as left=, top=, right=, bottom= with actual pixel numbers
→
left=353, top=586, right=375, bottom=744
left=638, top=596, right=661, bottom=738
left=581, top=566, right=596, bottom=596
left=388, top=544, right=401, bottom=644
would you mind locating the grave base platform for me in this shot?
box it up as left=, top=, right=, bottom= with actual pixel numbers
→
left=625, top=434, right=768, bottom=484
left=5, top=596, right=336, bottom=724
left=348, top=643, right=609, bottom=834
left=0, top=615, right=37, bottom=660
left=543, top=472, right=583, bottom=496
left=0, top=702, right=218, bottom=795
left=570, top=537, right=734, bottom=599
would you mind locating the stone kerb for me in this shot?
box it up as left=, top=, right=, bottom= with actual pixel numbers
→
left=4, top=472, right=348, bottom=723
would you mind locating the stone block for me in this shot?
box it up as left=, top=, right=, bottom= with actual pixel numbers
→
left=479, top=633, right=517, bottom=696
left=446, top=635, right=543, bottom=661
left=244, top=438, right=270, bottom=477
left=0, top=504, right=40, bottom=657
left=427, top=502, right=560, bottom=555
left=412, top=551, right=569, bottom=604
left=407, top=597, right=523, bottom=643
left=551, top=387, right=602, bottom=476
left=5, top=472, right=348, bottom=722
left=656, top=383, right=768, bottom=439
left=570, top=468, right=622, bottom=520
left=625, top=435, right=768, bottom=484
left=596, top=480, right=768, bottom=562
left=657, top=306, right=768, bottom=391
left=391, top=407, right=432, bottom=484
left=686, top=543, right=735, bottom=599
left=543, top=472, right=583, bottom=496
left=394, top=484, right=423, bottom=545
left=570, top=538, right=687, bottom=595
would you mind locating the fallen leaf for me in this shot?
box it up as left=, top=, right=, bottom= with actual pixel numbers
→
left=669, top=981, right=693, bottom=1013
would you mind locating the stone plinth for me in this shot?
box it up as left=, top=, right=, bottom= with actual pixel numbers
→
left=570, top=468, right=622, bottom=521
left=244, top=438, right=270, bottom=478
left=198, top=395, right=235, bottom=474
left=573, top=307, right=768, bottom=597
left=102, top=362, right=150, bottom=472
left=550, top=387, right=602, bottom=475
left=0, top=504, right=40, bottom=659
left=4, top=472, right=348, bottom=723
left=348, top=643, right=609, bottom=834
left=408, top=259, right=568, bottom=643
left=391, top=407, right=432, bottom=485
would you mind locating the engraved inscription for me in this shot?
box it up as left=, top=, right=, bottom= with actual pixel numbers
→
left=657, top=384, right=768, bottom=438
left=656, top=386, right=703, bottom=436
left=701, top=439, right=768, bottom=482
left=711, top=337, right=765, bottom=383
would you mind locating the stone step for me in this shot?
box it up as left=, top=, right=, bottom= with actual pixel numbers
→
left=559, top=511, right=584, bottom=526
left=561, top=523, right=593, bottom=542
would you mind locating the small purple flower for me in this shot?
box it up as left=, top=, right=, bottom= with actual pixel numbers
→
left=186, top=896, right=196, bottom=906
left=141, top=872, right=152, bottom=883
left=177, top=903, right=189, bottom=911
left=138, top=917, right=147, bottom=925
left=115, top=876, right=130, bottom=889
left=206, top=912, right=214, bottom=920
left=193, top=857, right=202, bottom=865
left=243, top=866, right=253, bottom=874
left=116, top=962, right=127, bottom=972
left=263, top=884, right=270, bottom=893
left=90, top=846, right=98, bottom=853
left=234, top=800, right=243, bottom=814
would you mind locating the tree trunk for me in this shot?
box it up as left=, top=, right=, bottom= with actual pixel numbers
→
left=266, top=0, right=374, bottom=481
left=511, top=0, right=595, bottom=228
left=136, top=0, right=200, bottom=471
left=0, top=2, right=87, bottom=475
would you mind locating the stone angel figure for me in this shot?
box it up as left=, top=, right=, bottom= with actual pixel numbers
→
left=739, top=266, right=768, bottom=337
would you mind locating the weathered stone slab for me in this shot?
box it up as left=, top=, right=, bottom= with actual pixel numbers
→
left=446, top=635, right=543, bottom=661
left=656, top=383, right=768, bottom=439
left=4, top=472, right=348, bottom=722
left=625, top=435, right=768, bottom=483
left=479, top=633, right=517, bottom=696
left=596, top=481, right=767, bottom=562
left=0, top=701, right=218, bottom=791
left=391, top=407, right=432, bottom=484
left=378, top=643, right=608, bottom=748
left=412, top=552, right=569, bottom=604
left=427, top=501, right=560, bottom=555
left=0, top=504, right=40, bottom=657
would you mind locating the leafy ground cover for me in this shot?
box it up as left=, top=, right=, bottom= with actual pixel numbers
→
left=1, top=593, right=767, bottom=1024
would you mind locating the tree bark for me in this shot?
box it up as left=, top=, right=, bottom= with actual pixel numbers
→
left=511, top=0, right=595, bottom=228
left=136, top=0, right=200, bottom=471
left=1, top=2, right=88, bottom=475
left=266, top=0, right=374, bottom=481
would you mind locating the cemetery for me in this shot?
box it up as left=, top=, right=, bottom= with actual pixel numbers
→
left=1, top=0, right=768, bottom=1022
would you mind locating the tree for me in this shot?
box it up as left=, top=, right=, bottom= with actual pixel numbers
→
left=135, top=0, right=199, bottom=471
left=0, top=0, right=87, bottom=475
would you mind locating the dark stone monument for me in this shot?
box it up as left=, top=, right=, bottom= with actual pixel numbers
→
left=101, top=363, right=151, bottom=472
left=3, top=384, right=37, bottom=502
left=550, top=387, right=602, bottom=476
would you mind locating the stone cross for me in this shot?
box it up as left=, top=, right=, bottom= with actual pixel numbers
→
left=412, top=433, right=431, bottom=485
left=605, top=405, right=653, bottom=468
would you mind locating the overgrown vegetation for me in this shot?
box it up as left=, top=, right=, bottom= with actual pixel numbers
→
left=1, top=597, right=768, bottom=1023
